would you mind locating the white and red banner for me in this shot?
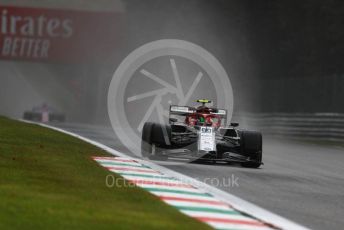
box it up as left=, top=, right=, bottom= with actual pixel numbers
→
left=0, top=6, right=122, bottom=63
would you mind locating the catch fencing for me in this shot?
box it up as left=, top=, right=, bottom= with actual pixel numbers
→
left=232, top=113, right=344, bottom=142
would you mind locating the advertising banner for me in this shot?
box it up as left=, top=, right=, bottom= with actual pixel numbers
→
left=0, top=5, right=122, bottom=63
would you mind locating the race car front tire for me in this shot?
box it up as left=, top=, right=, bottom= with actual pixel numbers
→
left=141, top=122, right=168, bottom=161
left=239, top=130, right=262, bottom=168
left=141, top=122, right=154, bottom=158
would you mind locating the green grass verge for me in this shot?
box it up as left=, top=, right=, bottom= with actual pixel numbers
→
left=0, top=116, right=211, bottom=230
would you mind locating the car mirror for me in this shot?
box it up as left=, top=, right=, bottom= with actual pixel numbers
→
left=230, top=122, right=239, bottom=127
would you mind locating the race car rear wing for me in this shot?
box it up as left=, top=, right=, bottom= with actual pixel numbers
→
left=169, top=105, right=195, bottom=115
left=170, top=105, right=227, bottom=116
left=211, top=109, right=227, bottom=116
left=169, top=105, right=228, bottom=125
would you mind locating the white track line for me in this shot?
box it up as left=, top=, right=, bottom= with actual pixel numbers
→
left=21, top=120, right=310, bottom=230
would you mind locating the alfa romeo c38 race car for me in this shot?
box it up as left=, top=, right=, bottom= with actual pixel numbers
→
left=141, top=100, right=263, bottom=168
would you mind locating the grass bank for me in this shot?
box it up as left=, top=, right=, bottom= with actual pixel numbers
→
left=0, top=116, right=210, bottom=230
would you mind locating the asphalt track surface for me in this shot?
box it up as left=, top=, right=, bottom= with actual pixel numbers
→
left=52, top=122, right=344, bottom=230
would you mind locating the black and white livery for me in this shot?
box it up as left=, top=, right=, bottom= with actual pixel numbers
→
left=141, top=100, right=263, bottom=168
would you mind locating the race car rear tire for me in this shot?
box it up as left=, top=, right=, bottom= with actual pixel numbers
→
left=141, top=122, right=168, bottom=161
left=239, top=131, right=262, bottom=168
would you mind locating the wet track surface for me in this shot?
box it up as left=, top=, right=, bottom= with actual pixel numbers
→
left=52, top=122, right=344, bottom=230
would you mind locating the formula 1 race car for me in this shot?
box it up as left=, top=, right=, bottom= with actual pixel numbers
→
left=141, top=100, right=263, bottom=168
left=23, top=103, right=66, bottom=123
